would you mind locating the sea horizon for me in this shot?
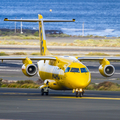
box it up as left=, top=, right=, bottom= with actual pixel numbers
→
left=0, top=0, right=120, bottom=37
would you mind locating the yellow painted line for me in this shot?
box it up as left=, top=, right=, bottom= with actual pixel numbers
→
left=53, top=96, right=120, bottom=100
left=28, top=99, right=41, bottom=101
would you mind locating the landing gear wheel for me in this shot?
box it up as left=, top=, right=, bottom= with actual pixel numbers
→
left=41, top=88, right=44, bottom=96
left=76, top=91, right=79, bottom=97
left=45, top=90, right=49, bottom=96
left=79, top=92, right=83, bottom=97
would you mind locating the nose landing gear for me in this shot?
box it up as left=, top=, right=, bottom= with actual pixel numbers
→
left=73, top=88, right=84, bottom=97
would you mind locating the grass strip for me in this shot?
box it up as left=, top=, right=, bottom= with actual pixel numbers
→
left=86, top=81, right=120, bottom=91
left=0, top=79, right=120, bottom=91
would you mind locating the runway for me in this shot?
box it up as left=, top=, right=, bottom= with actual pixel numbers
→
left=0, top=45, right=120, bottom=55
left=0, top=60, right=120, bottom=120
left=0, top=88, right=120, bottom=120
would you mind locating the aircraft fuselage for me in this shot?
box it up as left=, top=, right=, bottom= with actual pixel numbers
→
left=37, top=56, right=91, bottom=90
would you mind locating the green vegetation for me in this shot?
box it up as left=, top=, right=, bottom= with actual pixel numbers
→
left=0, top=29, right=120, bottom=47
left=13, top=52, right=27, bottom=55
left=73, top=39, right=120, bottom=47
left=0, top=78, right=2, bottom=87
left=46, top=33, right=71, bottom=37
left=1, top=80, right=39, bottom=88
left=1, top=79, right=120, bottom=91
left=0, top=52, right=9, bottom=56
left=86, top=81, right=120, bottom=91
left=0, top=40, right=39, bottom=45
left=31, top=52, right=40, bottom=55
left=115, top=54, right=120, bottom=56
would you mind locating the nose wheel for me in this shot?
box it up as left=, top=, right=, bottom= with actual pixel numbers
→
left=76, top=91, right=83, bottom=97
left=75, top=89, right=84, bottom=97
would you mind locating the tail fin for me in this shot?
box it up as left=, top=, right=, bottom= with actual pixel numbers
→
left=4, top=15, right=75, bottom=56
left=38, top=14, right=50, bottom=55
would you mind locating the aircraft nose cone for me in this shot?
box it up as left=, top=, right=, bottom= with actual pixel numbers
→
left=71, top=72, right=91, bottom=88
left=65, top=72, right=91, bottom=89
left=80, top=76, right=91, bottom=88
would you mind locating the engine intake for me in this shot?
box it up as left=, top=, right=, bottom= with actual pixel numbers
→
left=22, top=64, right=37, bottom=77
left=99, top=64, right=115, bottom=77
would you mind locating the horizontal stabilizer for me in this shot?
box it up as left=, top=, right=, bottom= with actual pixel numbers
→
left=4, top=18, right=75, bottom=22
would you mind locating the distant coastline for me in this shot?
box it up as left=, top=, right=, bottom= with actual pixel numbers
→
left=0, top=28, right=118, bottom=39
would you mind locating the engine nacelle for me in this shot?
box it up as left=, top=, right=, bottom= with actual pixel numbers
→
left=99, top=58, right=115, bottom=77
left=22, top=57, right=37, bottom=77
left=22, top=64, right=37, bottom=77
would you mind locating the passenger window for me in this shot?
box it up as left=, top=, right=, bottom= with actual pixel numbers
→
left=70, top=68, right=80, bottom=73
left=80, top=68, right=88, bottom=73
left=65, top=67, right=70, bottom=73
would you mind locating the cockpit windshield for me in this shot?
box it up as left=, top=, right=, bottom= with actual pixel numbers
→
left=64, top=67, right=70, bottom=73
left=65, top=67, right=88, bottom=73
left=80, top=68, right=88, bottom=73
left=70, top=68, right=80, bottom=73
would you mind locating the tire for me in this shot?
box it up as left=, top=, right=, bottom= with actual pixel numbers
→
left=46, top=92, right=48, bottom=95
left=79, top=92, right=83, bottom=97
left=41, top=89, right=44, bottom=96
left=45, top=90, right=49, bottom=95
left=76, top=91, right=79, bottom=97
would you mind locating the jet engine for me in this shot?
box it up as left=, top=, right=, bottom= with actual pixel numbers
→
left=99, top=58, right=115, bottom=77
left=22, top=64, right=37, bottom=77
left=22, top=57, right=37, bottom=77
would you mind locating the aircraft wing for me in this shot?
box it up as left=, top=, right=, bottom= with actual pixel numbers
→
left=77, top=57, right=120, bottom=61
left=0, top=56, right=56, bottom=61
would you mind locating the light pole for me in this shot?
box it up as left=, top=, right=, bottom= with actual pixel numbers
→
left=15, top=17, right=16, bottom=34
left=21, top=18, right=23, bottom=34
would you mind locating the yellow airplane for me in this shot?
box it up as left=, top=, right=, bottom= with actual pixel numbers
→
left=1, top=14, right=120, bottom=97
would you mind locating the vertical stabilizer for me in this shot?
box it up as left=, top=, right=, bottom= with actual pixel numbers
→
left=4, top=15, right=75, bottom=56
left=38, top=14, right=50, bottom=56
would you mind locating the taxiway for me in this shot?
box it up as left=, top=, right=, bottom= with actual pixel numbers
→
left=0, top=88, right=120, bottom=120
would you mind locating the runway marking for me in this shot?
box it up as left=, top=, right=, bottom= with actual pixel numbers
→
left=28, top=99, right=41, bottom=100
left=53, top=96, right=120, bottom=100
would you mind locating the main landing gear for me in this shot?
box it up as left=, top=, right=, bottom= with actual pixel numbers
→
left=41, top=87, right=49, bottom=96
left=40, top=81, right=49, bottom=96
left=73, top=88, right=84, bottom=97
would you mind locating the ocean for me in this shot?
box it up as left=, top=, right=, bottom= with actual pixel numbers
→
left=0, top=0, right=120, bottom=37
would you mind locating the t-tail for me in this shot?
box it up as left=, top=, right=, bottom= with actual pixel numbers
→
left=4, top=14, right=75, bottom=56
left=38, top=14, right=50, bottom=55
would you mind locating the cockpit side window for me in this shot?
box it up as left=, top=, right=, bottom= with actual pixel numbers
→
left=65, top=67, right=70, bottom=73
left=70, top=68, right=80, bottom=73
left=80, top=68, right=88, bottom=73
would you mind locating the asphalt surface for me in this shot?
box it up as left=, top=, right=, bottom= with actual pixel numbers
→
left=0, top=45, right=120, bottom=55
left=0, top=60, right=120, bottom=120
left=0, top=46, right=120, bottom=52
left=0, top=88, right=120, bottom=120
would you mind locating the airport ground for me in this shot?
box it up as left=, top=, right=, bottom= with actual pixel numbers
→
left=0, top=60, right=120, bottom=120
left=0, top=88, right=120, bottom=120
left=0, top=37, right=120, bottom=120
